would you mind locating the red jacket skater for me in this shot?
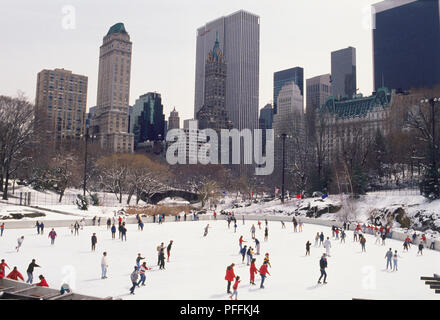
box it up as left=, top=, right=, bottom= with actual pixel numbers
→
left=232, top=279, right=240, bottom=290
left=7, top=269, right=24, bottom=281
left=250, top=262, right=258, bottom=282
left=36, top=278, right=49, bottom=287
left=259, top=263, right=271, bottom=276
left=0, top=262, right=9, bottom=279
left=225, top=265, right=235, bottom=282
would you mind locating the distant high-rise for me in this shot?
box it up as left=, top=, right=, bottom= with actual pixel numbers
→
left=92, top=22, right=134, bottom=153
left=194, top=10, right=260, bottom=131
left=35, top=68, right=87, bottom=145
left=372, top=0, right=440, bottom=91
left=258, top=103, right=273, bottom=155
left=306, top=74, right=331, bottom=111
left=273, top=83, right=305, bottom=176
left=273, top=67, right=304, bottom=115
left=131, top=92, right=165, bottom=149
left=331, top=47, right=356, bottom=99
left=168, top=107, right=180, bottom=130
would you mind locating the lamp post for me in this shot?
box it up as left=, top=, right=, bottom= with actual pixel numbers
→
left=420, top=97, right=440, bottom=195
left=278, top=133, right=292, bottom=203
left=83, top=127, right=95, bottom=197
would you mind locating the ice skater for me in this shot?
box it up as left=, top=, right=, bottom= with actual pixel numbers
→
left=239, top=236, right=247, bottom=253
left=385, top=248, right=393, bottom=270
left=240, top=245, right=247, bottom=263
left=0, top=259, right=10, bottom=279
left=317, top=253, right=328, bottom=284
left=259, top=261, right=270, bottom=289
left=264, top=227, right=269, bottom=241
left=314, top=233, right=319, bottom=247
left=246, top=247, right=254, bottom=266
left=360, top=235, right=366, bottom=252
left=111, top=224, right=116, bottom=239
left=158, top=247, right=166, bottom=270
left=203, top=224, right=210, bottom=237
left=306, top=240, right=311, bottom=256
left=129, top=267, right=139, bottom=295
left=16, top=236, right=24, bottom=252
left=48, top=229, right=57, bottom=245
left=250, top=225, right=256, bottom=239
left=417, top=242, right=424, bottom=255
left=137, top=262, right=150, bottom=286
left=136, top=253, right=145, bottom=270
left=281, top=221, right=286, bottom=229
left=26, top=259, right=41, bottom=284
left=319, top=232, right=324, bottom=246
left=249, top=258, right=257, bottom=285
left=225, top=263, right=236, bottom=294
left=229, top=276, right=241, bottom=300
left=91, top=233, right=97, bottom=251
left=254, top=238, right=260, bottom=255
left=167, top=240, right=173, bottom=262
left=392, top=250, right=399, bottom=271
left=324, top=237, right=331, bottom=257
left=101, top=252, right=108, bottom=279
left=341, top=230, right=346, bottom=243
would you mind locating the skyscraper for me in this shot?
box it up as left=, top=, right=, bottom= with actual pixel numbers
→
left=273, top=83, right=305, bottom=176
left=194, top=10, right=260, bottom=131
left=131, top=92, right=165, bottom=149
left=372, top=0, right=440, bottom=91
left=273, top=67, right=304, bottom=115
left=168, top=107, right=180, bottom=130
left=258, top=103, right=273, bottom=155
left=92, top=22, right=134, bottom=153
left=35, top=68, right=87, bottom=145
left=306, top=74, right=331, bottom=111
left=331, top=47, right=357, bottom=99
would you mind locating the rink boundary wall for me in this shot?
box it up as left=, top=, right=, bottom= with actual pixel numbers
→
left=2, top=212, right=439, bottom=251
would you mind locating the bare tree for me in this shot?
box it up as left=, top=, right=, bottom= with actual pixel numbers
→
left=0, top=94, right=35, bottom=199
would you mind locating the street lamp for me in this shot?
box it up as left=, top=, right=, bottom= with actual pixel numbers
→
left=420, top=97, right=440, bottom=172
left=277, top=133, right=292, bottom=203
left=82, top=127, right=96, bottom=197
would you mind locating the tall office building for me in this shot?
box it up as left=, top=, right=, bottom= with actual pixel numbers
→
left=194, top=10, right=260, bottom=131
left=258, top=103, right=273, bottom=155
left=92, top=22, right=134, bottom=153
left=131, top=92, right=165, bottom=149
left=273, top=83, right=305, bottom=176
left=35, top=68, right=88, bottom=145
left=372, top=0, right=440, bottom=91
left=273, top=67, right=304, bottom=115
left=168, top=107, right=180, bottom=130
left=331, top=47, right=357, bottom=99
left=306, top=74, right=331, bottom=111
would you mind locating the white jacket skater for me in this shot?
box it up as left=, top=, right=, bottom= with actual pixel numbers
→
left=324, top=238, right=331, bottom=256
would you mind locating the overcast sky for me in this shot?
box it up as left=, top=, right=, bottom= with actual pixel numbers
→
left=0, top=0, right=380, bottom=122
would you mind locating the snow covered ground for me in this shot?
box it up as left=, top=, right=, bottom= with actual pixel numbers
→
left=1, top=220, right=439, bottom=300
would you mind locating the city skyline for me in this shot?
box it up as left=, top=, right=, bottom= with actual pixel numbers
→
left=2, top=0, right=380, bottom=122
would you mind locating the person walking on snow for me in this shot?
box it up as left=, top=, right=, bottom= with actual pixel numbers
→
left=249, top=258, right=258, bottom=285
left=16, top=236, right=24, bottom=252
left=324, top=237, right=331, bottom=257
left=48, top=229, right=57, bottom=245
left=101, top=252, right=108, bottom=279
left=26, top=259, right=40, bottom=284
left=317, top=253, right=328, bottom=284
left=229, top=276, right=241, bottom=300
left=259, top=261, right=271, bottom=289
left=385, top=248, right=393, bottom=270
left=225, top=263, right=236, bottom=294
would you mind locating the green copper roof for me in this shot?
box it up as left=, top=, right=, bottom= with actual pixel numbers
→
left=107, top=23, right=127, bottom=36
left=319, top=87, right=392, bottom=119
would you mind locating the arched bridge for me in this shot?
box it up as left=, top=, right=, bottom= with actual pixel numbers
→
left=141, top=189, right=199, bottom=205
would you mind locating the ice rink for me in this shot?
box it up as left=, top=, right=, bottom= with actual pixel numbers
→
left=1, top=219, right=439, bottom=300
